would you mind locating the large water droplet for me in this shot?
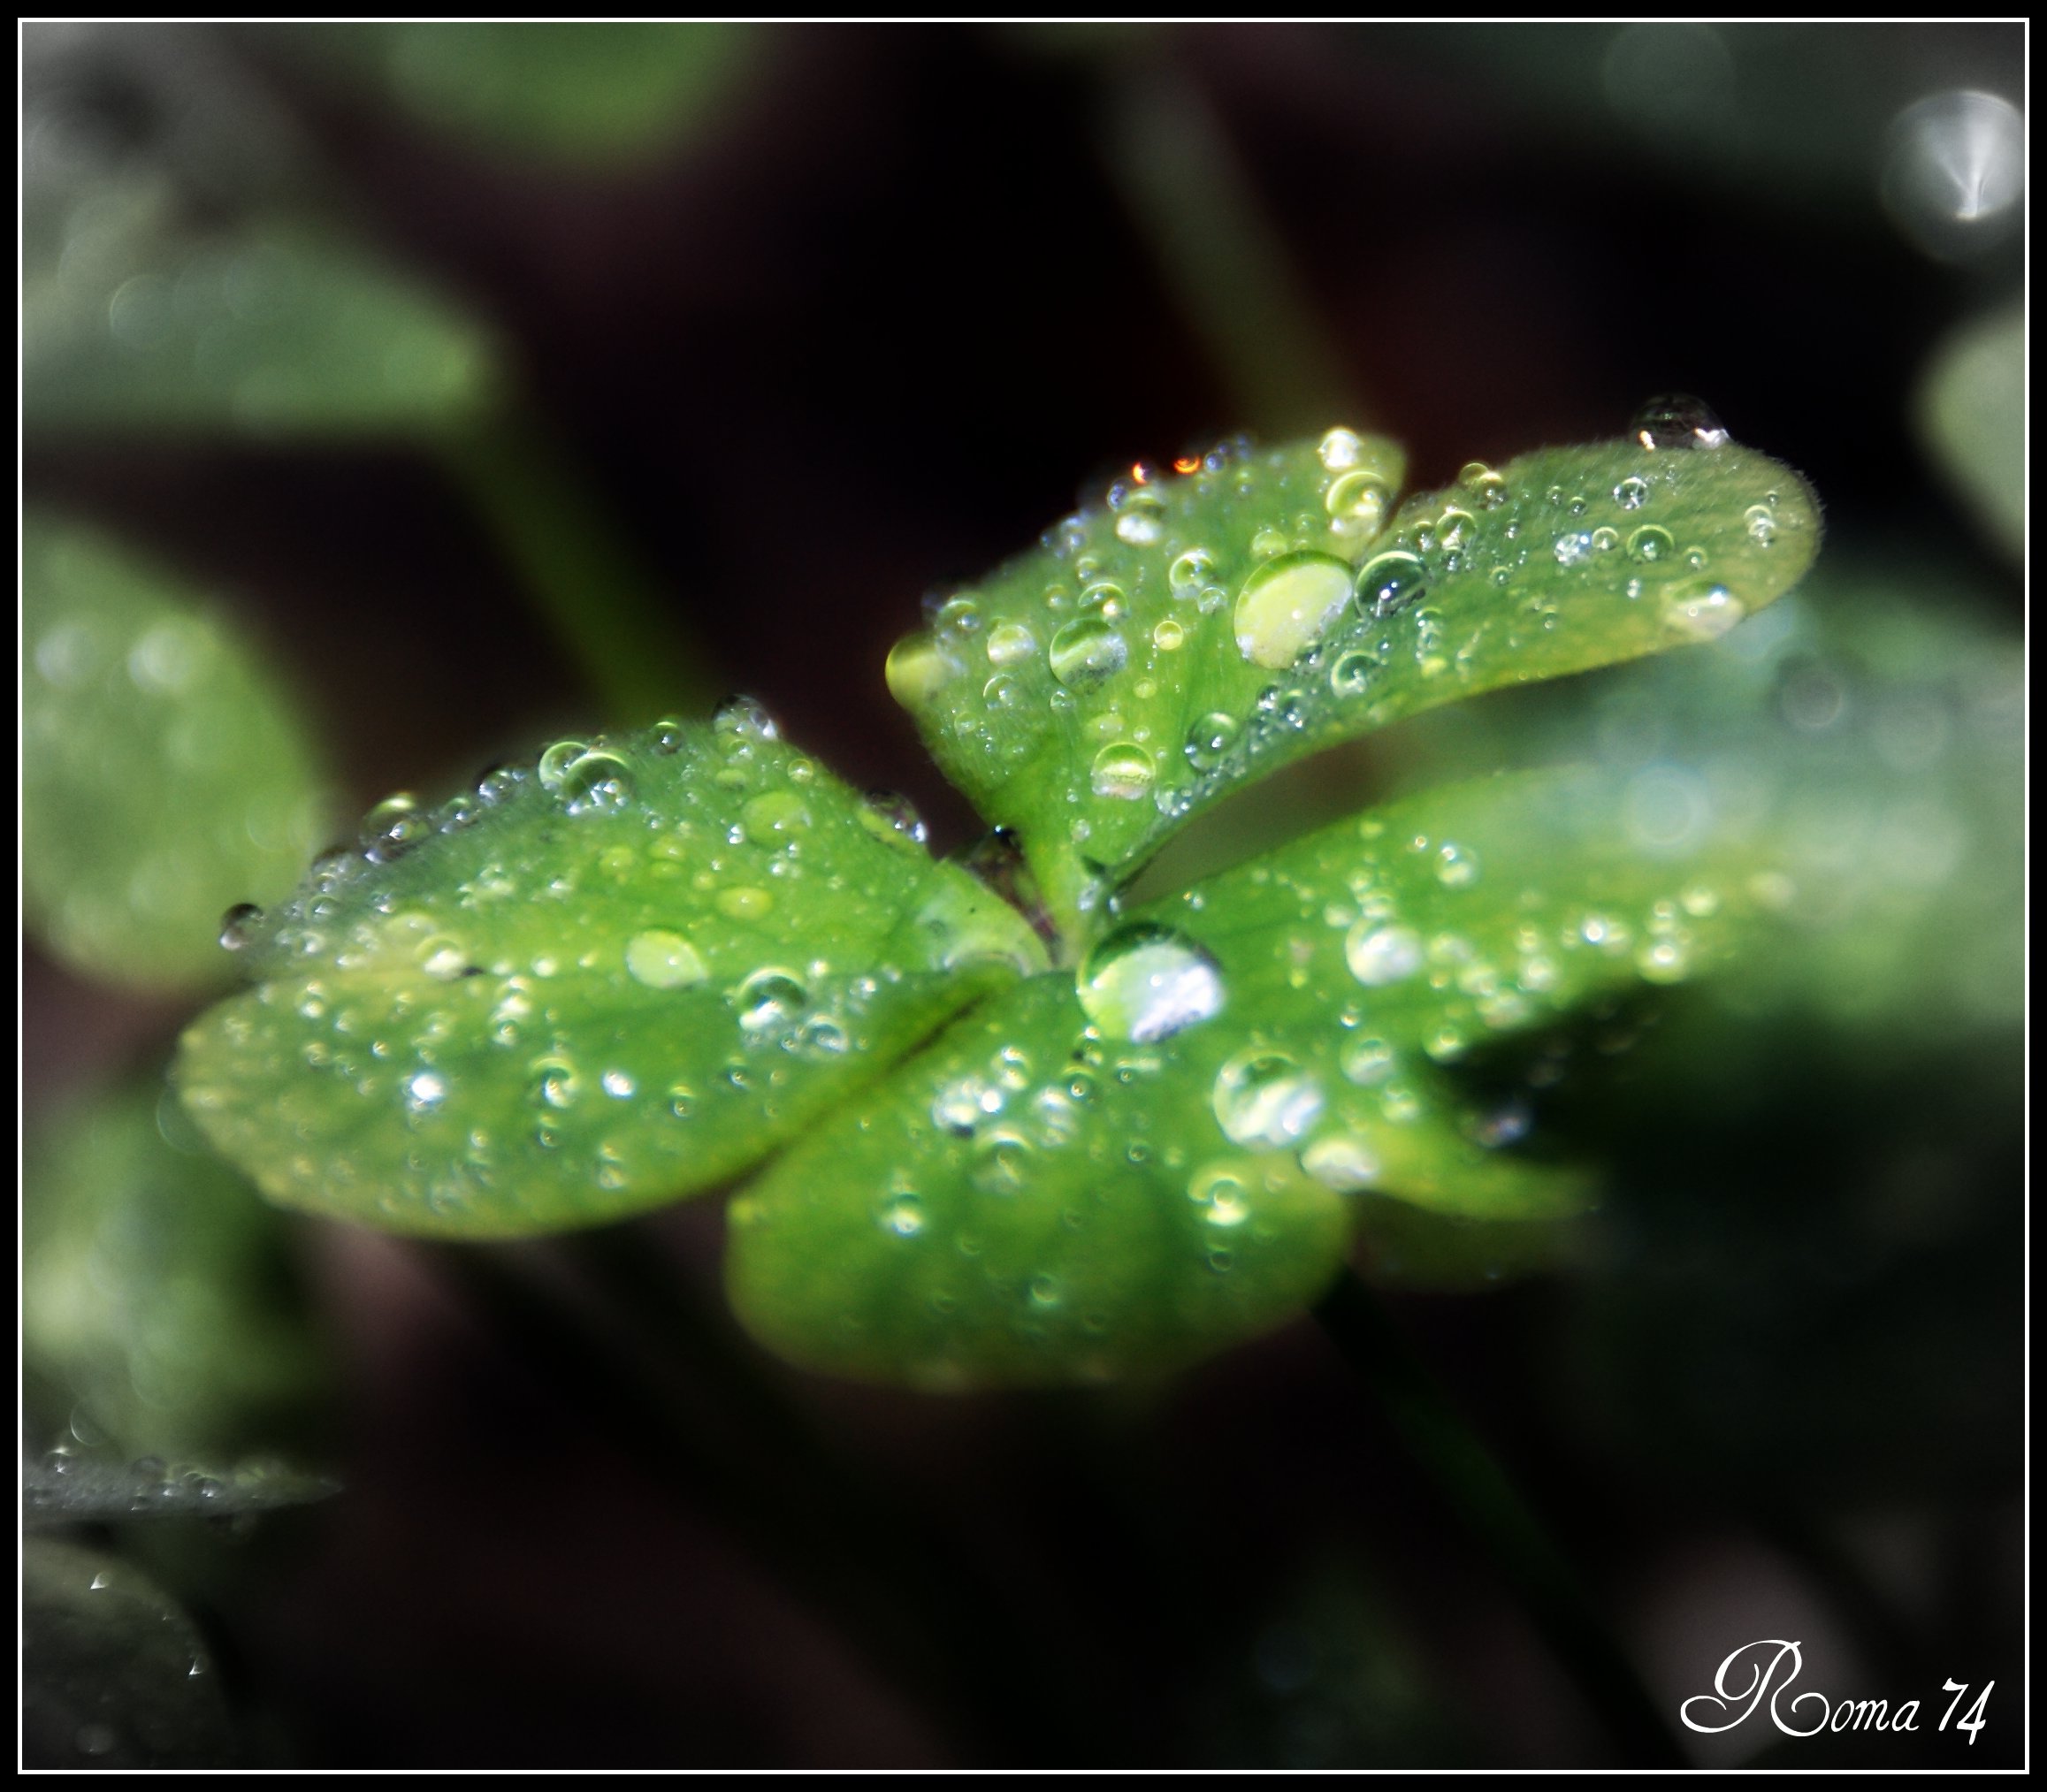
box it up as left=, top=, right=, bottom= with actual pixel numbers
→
left=1325, top=470, right=1391, bottom=537
left=1631, top=393, right=1729, bottom=451
left=1319, top=427, right=1368, bottom=469
left=1077, top=921, right=1226, bottom=1043
left=884, top=632, right=959, bottom=707
left=1234, top=551, right=1354, bottom=668
left=1661, top=578, right=1746, bottom=640
left=626, top=930, right=707, bottom=989
left=1049, top=616, right=1127, bottom=690
left=1090, top=741, right=1156, bottom=801
left=1212, top=1049, right=1325, bottom=1148
left=1346, top=921, right=1424, bottom=987
left=986, top=620, right=1037, bottom=666
left=1356, top=550, right=1428, bottom=619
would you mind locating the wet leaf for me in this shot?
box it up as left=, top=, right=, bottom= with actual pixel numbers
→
left=23, top=1537, right=232, bottom=1768
left=23, top=1451, right=339, bottom=1530
left=176, top=705, right=1046, bottom=1236
left=23, top=513, right=328, bottom=991
left=1918, top=301, right=2022, bottom=563
left=23, top=207, right=498, bottom=438
left=25, top=1076, right=332, bottom=1463
left=886, top=425, right=1819, bottom=939
left=725, top=974, right=1358, bottom=1390
left=298, top=21, right=762, bottom=166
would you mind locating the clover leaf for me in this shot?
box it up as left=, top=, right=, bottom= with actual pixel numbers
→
left=179, top=416, right=1832, bottom=1384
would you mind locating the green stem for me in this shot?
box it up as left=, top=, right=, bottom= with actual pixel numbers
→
left=434, top=403, right=720, bottom=727
left=1099, top=57, right=1368, bottom=440
left=1312, top=1267, right=1686, bottom=1767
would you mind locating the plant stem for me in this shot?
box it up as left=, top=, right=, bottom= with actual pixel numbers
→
left=1311, top=1266, right=1686, bottom=1767
left=1099, top=57, right=1368, bottom=440
left=434, top=403, right=720, bottom=727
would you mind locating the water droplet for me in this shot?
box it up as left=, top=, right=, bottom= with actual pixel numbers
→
left=1346, top=921, right=1424, bottom=987
left=1435, top=843, right=1479, bottom=888
left=1115, top=491, right=1167, bottom=545
left=1591, top=526, right=1620, bottom=553
left=1319, top=427, right=1367, bottom=469
left=712, top=696, right=778, bottom=744
left=1340, top=1035, right=1396, bottom=1085
left=1169, top=547, right=1217, bottom=596
left=1554, top=531, right=1593, bottom=567
left=742, top=789, right=811, bottom=840
left=531, top=1056, right=581, bottom=1110
left=405, top=1070, right=447, bottom=1113
left=1152, top=618, right=1186, bottom=652
left=218, top=902, right=262, bottom=951
left=1743, top=503, right=1777, bottom=545
left=734, top=968, right=807, bottom=1033
left=1356, top=550, right=1427, bottom=618
left=1661, top=578, right=1745, bottom=640
left=986, top=620, right=1037, bottom=666
left=972, top=1132, right=1030, bottom=1194
left=881, top=1194, right=926, bottom=1237
left=1301, top=1134, right=1379, bottom=1192
left=360, top=793, right=429, bottom=863
left=1325, top=470, right=1391, bottom=535
left=1188, top=1159, right=1255, bottom=1225
left=718, top=886, right=775, bottom=921
left=627, top=930, right=707, bottom=989
left=1614, top=476, right=1651, bottom=511
left=1329, top=649, right=1378, bottom=698
left=1459, top=461, right=1508, bottom=508
left=1049, top=616, right=1128, bottom=689
left=538, top=742, right=634, bottom=812
left=1631, top=393, right=1729, bottom=451
left=1213, top=1049, right=1325, bottom=1148
left=1184, top=711, right=1243, bottom=772
left=858, top=790, right=928, bottom=850
left=1077, top=921, right=1226, bottom=1043
left=1232, top=550, right=1353, bottom=669
left=884, top=632, right=959, bottom=707
left=1083, top=741, right=1150, bottom=803
left=1626, top=524, right=1675, bottom=563
left=651, top=717, right=688, bottom=754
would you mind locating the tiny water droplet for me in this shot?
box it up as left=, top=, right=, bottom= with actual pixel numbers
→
left=361, top=793, right=429, bottom=863
left=1329, top=649, right=1378, bottom=698
left=1459, top=461, right=1508, bottom=508
left=219, top=902, right=262, bottom=951
left=735, top=967, right=807, bottom=1033
left=1743, top=503, right=1777, bottom=545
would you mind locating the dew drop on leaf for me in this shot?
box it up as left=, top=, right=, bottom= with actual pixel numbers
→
left=1048, top=616, right=1127, bottom=689
left=1356, top=549, right=1428, bottom=619
left=1212, top=1049, right=1325, bottom=1148
left=625, top=929, right=707, bottom=989
left=1184, top=711, right=1243, bottom=772
left=1631, top=393, right=1730, bottom=452
left=1076, top=921, right=1226, bottom=1044
left=1090, top=741, right=1156, bottom=802
left=1346, top=921, right=1424, bottom=987
left=1233, top=550, right=1356, bottom=669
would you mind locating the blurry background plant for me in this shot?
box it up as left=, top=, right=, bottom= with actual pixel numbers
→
left=20, top=21, right=2021, bottom=1768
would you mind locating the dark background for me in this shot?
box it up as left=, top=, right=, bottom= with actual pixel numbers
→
left=23, top=23, right=2025, bottom=1767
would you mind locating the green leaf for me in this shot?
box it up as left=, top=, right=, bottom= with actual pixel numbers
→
left=25, top=1077, right=331, bottom=1464
left=23, top=513, right=329, bottom=991
left=176, top=705, right=1048, bottom=1237
left=725, top=973, right=1359, bottom=1391
left=885, top=423, right=1820, bottom=942
left=23, top=206, right=498, bottom=438
left=726, top=748, right=1849, bottom=1385
left=1918, top=301, right=2022, bottom=563
left=303, top=22, right=763, bottom=167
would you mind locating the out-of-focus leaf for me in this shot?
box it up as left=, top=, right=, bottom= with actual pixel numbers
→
left=177, top=705, right=1047, bottom=1237
left=297, top=21, right=763, bottom=167
left=885, top=424, right=1817, bottom=938
left=22, top=1537, right=232, bottom=1768
left=23, top=207, right=498, bottom=438
left=23, top=1451, right=338, bottom=1530
left=25, top=1077, right=331, bottom=1463
left=1918, top=301, right=2023, bottom=562
left=23, top=513, right=328, bottom=992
